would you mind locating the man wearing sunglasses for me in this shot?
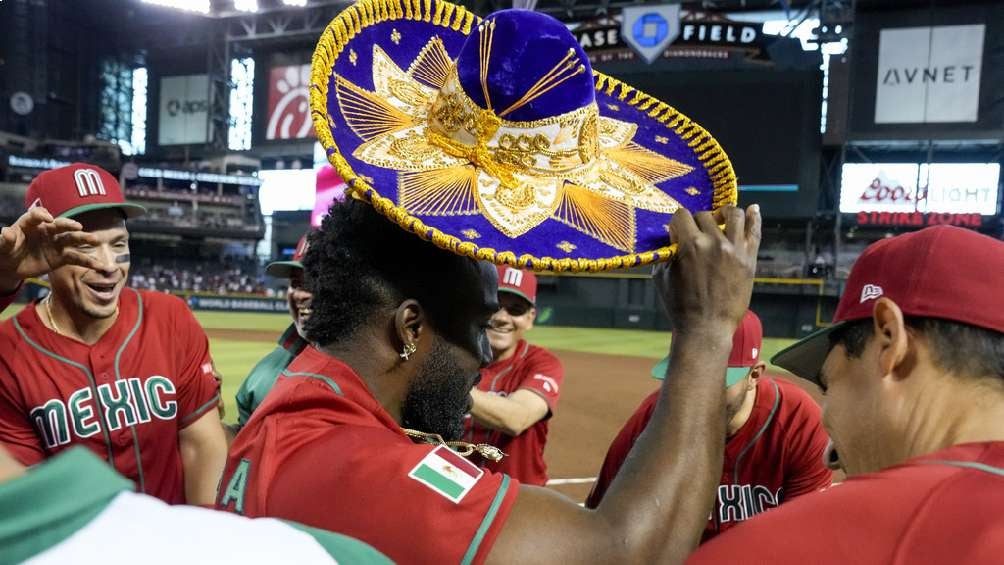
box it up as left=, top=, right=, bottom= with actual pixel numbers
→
left=462, top=266, right=564, bottom=485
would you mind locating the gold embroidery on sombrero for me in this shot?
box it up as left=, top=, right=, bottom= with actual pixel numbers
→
left=478, top=20, right=496, bottom=111
left=406, top=36, right=453, bottom=89
left=398, top=166, right=479, bottom=215
left=335, top=75, right=415, bottom=139
left=498, top=48, right=586, bottom=118
left=332, top=34, right=690, bottom=244
left=461, top=228, right=481, bottom=239
left=605, top=143, right=694, bottom=185
left=391, top=28, right=402, bottom=44
left=686, top=187, right=700, bottom=196
left=555, top=183, right=637, bottom=252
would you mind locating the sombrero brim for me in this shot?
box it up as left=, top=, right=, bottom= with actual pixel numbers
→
left=310, top=0, right=736, bottom=272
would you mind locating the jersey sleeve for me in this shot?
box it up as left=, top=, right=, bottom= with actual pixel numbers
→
left=266, top=429, right=520, bottom=565
left=780, top=387, right=832, bottom=499
left=585, top=390, right=659, bottom=508
left=0, top=355, right=45, bottom=465
left=171, top=300, right=221, bottom=429
left=516, top=348, right=564, bottom=413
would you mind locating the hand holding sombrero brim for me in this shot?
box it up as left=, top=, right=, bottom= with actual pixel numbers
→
left=311, top=0, right=736, bottom=272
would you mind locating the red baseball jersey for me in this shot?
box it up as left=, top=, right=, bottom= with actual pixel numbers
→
left=0, top=288, right=220, bottom=503
left=463, top=340, right=563, bottom=485
left=587, top=377, right=831, bottom=541
left=689, top=441, right=1004, bottom=564
left=217, top=346, right=520, bottom=565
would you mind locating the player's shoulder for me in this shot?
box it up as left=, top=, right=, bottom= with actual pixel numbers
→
left=770, top=377, right=822, bottom=419
left=523, top=342, right=561, bottom=366
left=134, top=288, right=190, bottom=313
left=0, top=302, right=40, bottom=348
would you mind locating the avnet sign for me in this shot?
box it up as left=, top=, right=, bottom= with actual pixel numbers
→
left=874, top=25, right=984, bottom=124
left=840, top=163, right=1000, bottom=216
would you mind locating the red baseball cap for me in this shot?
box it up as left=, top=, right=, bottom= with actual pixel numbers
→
left=267, top=233, right=310, bottom=278
left=496, top=265, right=537, bottom=305
left=652, top=309, right=763, bottom=386
left=25, top=163, right=145, bottom=219
left=772, top=226, right=1004, bottom=385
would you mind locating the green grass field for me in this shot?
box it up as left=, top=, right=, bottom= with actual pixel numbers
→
left=2, top=305, right=797, bottom=424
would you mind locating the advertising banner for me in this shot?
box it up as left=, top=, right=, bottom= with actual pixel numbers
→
left=840, top=162, right=999, bottom=216
left=266, top=64, right=314, bottom=140
left=158, top=75, right=210, bottom=145
left=874, top=25, right=984, bottom=124
left=186, top=294, right=288, bottom=313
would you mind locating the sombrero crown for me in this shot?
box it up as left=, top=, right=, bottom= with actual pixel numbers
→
left=311, top=1, right=736, bottom=271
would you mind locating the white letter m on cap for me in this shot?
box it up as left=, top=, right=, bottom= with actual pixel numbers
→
left=502, top=268, right=523, bottom=287
left=74, top=169, right=106, bottom=197
left=860, top=284, right=883, bottom=303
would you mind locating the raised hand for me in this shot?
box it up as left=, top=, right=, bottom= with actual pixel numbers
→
left=0, top=207, right=102, bottom=292
left=655, top=204, right=762, bottom=334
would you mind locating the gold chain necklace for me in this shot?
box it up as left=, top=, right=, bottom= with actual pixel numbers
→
left=43, top=295, right=118, bottom=340
left=402, top=428, right=506, bottom=462
left=43, top=295, right=68, bottom=337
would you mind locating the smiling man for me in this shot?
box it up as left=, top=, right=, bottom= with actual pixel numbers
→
left=463, top=266, right=564, bottom=485
left=0, top=163, right=227, bottom=505
left=688, top=226, right=1004, bottom=564
left=231, top=233, right=313, bottom=435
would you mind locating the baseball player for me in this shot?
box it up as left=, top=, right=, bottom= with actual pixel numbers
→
left=0, top=445, right=391, bottom=564
left=463, top=266, right=564, bottom=485
left=218, top=197, right=763, bottom=564
left=586, top=310, right=832, bottom=542
left=688, top=226, right=1004, bottom=564
left=1, top=205, right=106, bottom=313
left=232, top=233, right=313, bottom=431
left=0, top=163, right=227, bottom=505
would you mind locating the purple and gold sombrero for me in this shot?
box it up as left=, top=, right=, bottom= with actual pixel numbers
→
left=310, top=0, right=736, bottom=272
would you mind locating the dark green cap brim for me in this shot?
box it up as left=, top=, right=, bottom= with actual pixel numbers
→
left=498, top=287, right=534, bottom=306
left=60, top=202, right=146, bottom=220
left=650, top=357, right=751, bottom=387
left=266, top=261, right=304, bottom=278
left=769, top=322, right=847, bottom=386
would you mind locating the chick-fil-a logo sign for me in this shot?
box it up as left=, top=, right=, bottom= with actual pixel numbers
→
left=266, top=65, right=314, bottom=140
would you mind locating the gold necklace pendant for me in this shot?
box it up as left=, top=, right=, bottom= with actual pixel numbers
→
left=402, top=428, right=507, bottom=463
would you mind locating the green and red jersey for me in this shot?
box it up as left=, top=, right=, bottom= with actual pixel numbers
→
left=217, top=346, right=519, bottom=565
left=587, top=377, right=831, bottom=542
left=689, top=441, right=1004, bottom=564
left=0, top=447, right=391, bottom=564
left=463, top=340, right=563, bottom=485
left=0, top=289, right=220, bottom=504
left=234, top=324, right=309, bottom=429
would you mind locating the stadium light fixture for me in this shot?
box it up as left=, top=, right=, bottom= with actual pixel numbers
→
left=141, top=0, right=211, bottom=14
left=281, top=0, right=309, bottom=6
left=234, top=0, right=259, bottom=13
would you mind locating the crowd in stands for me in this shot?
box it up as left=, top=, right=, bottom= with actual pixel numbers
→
left=129, top=258, right=270, bottom=296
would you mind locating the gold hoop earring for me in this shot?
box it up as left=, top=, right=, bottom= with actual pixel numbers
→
left=400, top=343, right=417, bottom=361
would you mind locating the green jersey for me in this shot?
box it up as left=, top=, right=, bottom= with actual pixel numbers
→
left=235, top=324, right=309, bottom=428
left=0, top=447, right=391, bottom=564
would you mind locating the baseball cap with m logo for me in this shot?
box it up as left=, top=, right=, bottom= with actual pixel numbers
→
left=25, top=163, right=145, bottom=219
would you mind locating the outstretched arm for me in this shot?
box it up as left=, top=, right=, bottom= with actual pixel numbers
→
left=487, top=205, right=762, bottom=565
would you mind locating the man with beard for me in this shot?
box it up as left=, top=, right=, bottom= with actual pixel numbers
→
left=688, top=226, right=1004, bottom=564
left=586, top=310, right=831, bottom=542
left=232, top=233, right=313, bottom=434
left=463, top=266, right=564, bottom=485
left=218, top=197, right=762, bottom=564
left=0, top=163, right=227, bottom=505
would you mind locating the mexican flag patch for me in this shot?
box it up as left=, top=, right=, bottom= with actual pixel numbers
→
left=408, top=446, right=483, bottom=503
